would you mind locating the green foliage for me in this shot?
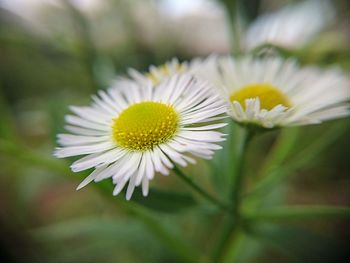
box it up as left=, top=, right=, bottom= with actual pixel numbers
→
left=131, top=188, right=198, bottom=214
left=33, top=218, right=170, bottom=263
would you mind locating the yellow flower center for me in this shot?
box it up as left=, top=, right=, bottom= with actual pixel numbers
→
left=230, top=83, right=291, bottom=110
left=146, top=63, right=185, bottom=85
left=112, top=102, right=179, bottom=151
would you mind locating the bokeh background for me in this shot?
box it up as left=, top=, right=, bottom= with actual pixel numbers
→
left=1, top=0, right=350, bottom=262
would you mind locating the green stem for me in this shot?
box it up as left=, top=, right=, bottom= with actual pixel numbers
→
left=63, top=0, right=100, bottom=92
left=0, top=84, right=17, bottom=141
left=222, top=0, right=241, bottom=54
left=230, top=128, right=254, bottom=216
left=251, top=43, right=295, bottom=57
left=244, top=206, right=350, bottom=222
left=232, top=0, right=241, bottom=54
left=214, top=128, right=254, bottom=262
left=173, top=166, right=230, bottom=212
left=212, top=216, right=236, bottom=262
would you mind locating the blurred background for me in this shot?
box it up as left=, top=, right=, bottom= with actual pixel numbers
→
left=0, top=0, right=350, bottom=262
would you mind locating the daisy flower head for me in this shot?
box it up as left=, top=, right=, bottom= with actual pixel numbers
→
left=217, top=55, right=350, bottom=129
left=127, top=58, right=187, bottom=86
left=244, top=0, right=335, bottom=50
left=54, top=74, right=227, bottom=200
left=124, top=56, right=220, bottom=87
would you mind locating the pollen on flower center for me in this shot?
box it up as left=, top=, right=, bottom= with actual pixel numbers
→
left=112, top=102, right=179, bottom=151
left=230, top=83, right=291, bottom=110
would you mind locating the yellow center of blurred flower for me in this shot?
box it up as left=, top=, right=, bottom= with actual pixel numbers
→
left=146, top=64, right=185, bottom=85
left=112, top=102, right=179, bottom=151
left=230, top=83, right=291, bottom=110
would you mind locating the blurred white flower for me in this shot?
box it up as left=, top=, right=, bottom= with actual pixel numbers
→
left=156, top=0, right=231, bottom=55
left=0, top=0, right=127, bottom=51
left=0, top=0, right=104, bottom=31
left=1, top=0, right=337, bottom=54
left=158, top=0, right=221, bottom=19
left=122, top=56, right=218, bottom=86
left=1, top=0, right=59, bottom=34
left=55, top=74, right=227, bottom=199
left=243, top=0, right=335, bottom=50
left=215, top=55, right=350, bottom=128
left=0, top=0, right=103, bottom=18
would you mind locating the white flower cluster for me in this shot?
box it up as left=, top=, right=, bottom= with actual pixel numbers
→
left=55, top=0, right=349, bottom=199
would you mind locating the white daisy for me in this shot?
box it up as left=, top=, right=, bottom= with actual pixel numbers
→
left=122, top=56, right=219, bottom=87
left=244, top=0, right=335, bottom=50
left=216, top=55, right=350, bottom=128
left=127, top=57, right=187, bottom=85
left=54, top=74, right=227, bottom=199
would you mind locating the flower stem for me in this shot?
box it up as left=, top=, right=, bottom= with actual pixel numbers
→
left=173, top=166, right=230, bottom=212
left=221, top=0, right=242, bottom=54
left=0, top=85, right=17, bottom=141
left=230, top=128, right=254, bottom=217
left=63, top=0, right=100, bottom=92
left=214, top=127, right=254, bottom=262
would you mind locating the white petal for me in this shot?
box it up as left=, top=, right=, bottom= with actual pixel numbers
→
left=142, top=177, right=149, bottom=197
left=54, top=141, right=115, bottom=158
left=76, top=164, right=108, bottom=190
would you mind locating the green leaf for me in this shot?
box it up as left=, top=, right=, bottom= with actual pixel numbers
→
left=96, top=180, right=198, bottom=214
left=131, top=187, right=198, bottom=214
